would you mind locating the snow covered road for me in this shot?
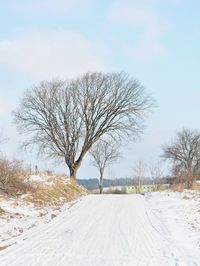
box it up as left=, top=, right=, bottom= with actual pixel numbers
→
left=1, top=194, right=200, bottom=266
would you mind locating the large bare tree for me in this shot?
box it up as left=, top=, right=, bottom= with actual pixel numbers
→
left=90, top=140, right=119, bottom=194
left=162, top=128, right=200, bottom=188
left=14, top=71, right=154, bottom=180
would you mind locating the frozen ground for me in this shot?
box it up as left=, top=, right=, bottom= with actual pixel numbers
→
left=146, top=190, right=200, bottom=257
left=0, top=194, right=75, bottom=248
left=1, top=191, right=200, bottom=266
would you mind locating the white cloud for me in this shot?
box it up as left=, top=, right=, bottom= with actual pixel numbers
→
left=108, top=1, right=169, bottom=61
left=0, top=30, right=106, bottom=80
left=125, top=40, right=167, bottom=62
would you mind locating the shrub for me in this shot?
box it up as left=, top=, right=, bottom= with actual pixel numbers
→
left=0, top=156, right=28, bottom=195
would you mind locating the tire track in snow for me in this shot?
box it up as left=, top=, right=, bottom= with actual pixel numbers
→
left=0, top=195, right=200, bottom=266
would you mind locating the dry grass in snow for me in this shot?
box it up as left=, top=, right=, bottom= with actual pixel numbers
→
left=0, top=173, right=88, bottom=250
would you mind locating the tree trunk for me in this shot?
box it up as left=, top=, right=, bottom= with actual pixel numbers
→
left=66, top=157, right=82, bottom=182
left=99, top=174, right=103, bottom=194
left=69, top=165, right=79, bottom=181
left=187, top=171, right=194, bottom=189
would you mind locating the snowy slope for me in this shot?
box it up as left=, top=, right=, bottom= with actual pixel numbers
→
left=146, top=190, right=200, bottom=254
left=0, top=176, right=87, bottom=247
left=1, top=194, right=200, bottom=266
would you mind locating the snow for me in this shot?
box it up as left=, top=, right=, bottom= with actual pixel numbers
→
left=0, top=192, right=200, bottom=265
left=0, top=195, right=68, bottom=247
left=146, top=190, right=200, bottom=250
left=26, top=174, right=70, bottom=186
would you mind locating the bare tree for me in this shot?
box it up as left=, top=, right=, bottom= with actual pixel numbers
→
left=149, top=160, right=164, bottom=189
left=14, top=71, right=154, bottom=180
left=90, top=140, right=119, bottom=194
left=133, top=159, right=146, bottom=191
left=162, top=128, right=200, bottom=188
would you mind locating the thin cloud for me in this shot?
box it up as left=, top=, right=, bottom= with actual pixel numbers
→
left=0, top=30, right=106, bottom=81
left=125, top=40, right=167, bottom=62
left=108, top=1, right=169, bottom=61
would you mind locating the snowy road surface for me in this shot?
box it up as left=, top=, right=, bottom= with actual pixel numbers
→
left=1, top=194, right=200, bottom=266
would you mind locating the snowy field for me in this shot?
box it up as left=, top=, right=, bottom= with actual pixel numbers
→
left=0, top=190, right=200, bottom=265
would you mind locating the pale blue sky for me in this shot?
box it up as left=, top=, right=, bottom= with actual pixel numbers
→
left=0, top=0, right=200, bottom=178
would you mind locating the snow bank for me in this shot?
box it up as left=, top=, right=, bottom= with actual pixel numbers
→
left=0, top=174, right=87, bottom=251
left=146, top=190, right=200, bottom=251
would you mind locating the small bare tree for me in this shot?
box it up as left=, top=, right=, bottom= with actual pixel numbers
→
left=14, top=72, right=154, bottom=180
left=162, top=128, right=200, bottom=188
left=149, top=160, right=164, bottom=190
left=133, top=159, right=146, bottom=191
left=90, top=140, right=119, bottom=194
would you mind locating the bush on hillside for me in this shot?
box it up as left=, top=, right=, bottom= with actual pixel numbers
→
left=0, top=156, right=28, bottom=195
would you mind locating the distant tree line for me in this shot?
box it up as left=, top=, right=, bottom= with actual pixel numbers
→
left=77, top=176, right=174, bottom=190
